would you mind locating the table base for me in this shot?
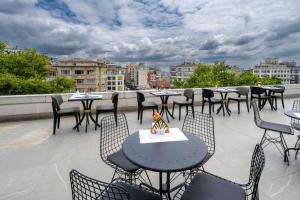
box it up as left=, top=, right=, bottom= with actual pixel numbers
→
left=159, top=96, right=174, bottom=122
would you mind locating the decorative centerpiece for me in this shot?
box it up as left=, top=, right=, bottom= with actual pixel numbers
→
left=150, top=112, right=170, bottom=134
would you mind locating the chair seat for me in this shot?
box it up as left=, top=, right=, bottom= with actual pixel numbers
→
left=57, top=107, right=80, bottom=115
left=252, top=95, right=271, bottom=99
left=259, top=121, right=292, bottom=134
left=292, top=123, right=300, bottom=131
left=228, top=96, right=247, bottom=101
left=107, top=151, right=139, bottom=172
left=96, top=105, right=114, bottom=111
left=173, top=100, right=192, bottom=105
left=181, top=173, right=245, bottom=200
left=112, top=182, right=161, bottom=200
left=142, top=102, right=158, bottom=108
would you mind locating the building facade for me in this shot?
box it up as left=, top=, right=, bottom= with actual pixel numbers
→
left=125, top=63, right=149, bottom=89
left=106, top=64, right=125, bottom=91
left=252, top=58, right=292, bottom=85
left=170, top=62, right=198, bottom=82
left=54, top=59, right=107, bottom=92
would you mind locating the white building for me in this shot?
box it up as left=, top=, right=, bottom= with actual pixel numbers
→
left=125, top=63, right=149, bottom=89
left=253, top=58, right=291, bottom=84
left=106, top=64, right=125, bottom=92
left=170, top=61, right=198, bottom=82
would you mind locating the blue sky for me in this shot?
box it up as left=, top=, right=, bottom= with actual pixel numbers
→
left=0, top=0, right=300, bottom=69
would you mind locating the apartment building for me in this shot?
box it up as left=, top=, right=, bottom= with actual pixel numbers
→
left=54, top=59, right=107, bottom=92
left=125, top=63, right=149, bottom=89
left=147, top=67, right=161, bottom=81
left=252, top=58, right=292, bottom=85
left=106, top=63, right=125, bottom=91
left=170, top=61, right=198, bottom=82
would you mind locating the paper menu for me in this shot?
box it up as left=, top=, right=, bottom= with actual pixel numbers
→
left=139, top=128, right=188, bottom=144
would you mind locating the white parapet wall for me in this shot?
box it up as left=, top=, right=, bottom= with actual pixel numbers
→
left=0, top=85, right=300, bottom=122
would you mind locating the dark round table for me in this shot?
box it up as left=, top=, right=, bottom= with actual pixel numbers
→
left=122, top=131, right=208, bottom=199
left=284, top=110, right=300, bottom=165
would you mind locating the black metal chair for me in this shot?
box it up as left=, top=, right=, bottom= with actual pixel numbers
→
left=250, top=86, right=272, bottom=110
left=100, top=113, right=151, bottom=185
left=172, top=89, right=195, bottom=120
left=228, top=87, right=250, bottom=114
left=251, top=100, right=292, bottom=157
left=51, top=95, right=80, bottom=135
left=69, top=169, right=161, bottom=200
left=201, top=89, right=224, bottom=116
left=137, top=92, right=159, bottom=124
left=95, top=92, right=119, bottom=130
left=271, top=85, right=285, bottom=109
left=174, top=144, right=265, bottom=200
left=290, top=100, right=300, bottom=158
left=183, top=111, right=215, bottom=170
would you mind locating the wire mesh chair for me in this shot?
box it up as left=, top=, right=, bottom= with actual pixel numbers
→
left=170, top=111, right=215, bottom=185
left=70, top=169, right=161, bottom=200
left=70, top=169, right=129, bottom=200
left=174, top=144, right=265, bottom=200
left=251, top=100, right=292, bottom=157
left=100, top=113, right=151, bottom=185
left=291, top=100, right=300, bottom=158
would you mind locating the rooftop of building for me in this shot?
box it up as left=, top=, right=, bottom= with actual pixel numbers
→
left=0, top=95, right=300, bottom=200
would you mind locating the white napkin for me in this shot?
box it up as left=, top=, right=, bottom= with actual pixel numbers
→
left=139, top=128, right=188, bottom=144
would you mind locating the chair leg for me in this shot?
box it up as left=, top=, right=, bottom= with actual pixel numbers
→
left=114, top=111, right=118, bottom=126
left=137, top=107, right=140, bottom=120
left=156, top=106, right=159, bottom=112
left=75, top=113, right=79, bottom=132
left=222, top=102, right=225, bottom=116
left=53, top=116, right=57, bottom=135
left=212, top=104, right=214, bottom=112
left=250, top=97, right=252, bottom=108
left=238, top=101, right=240, bottom=114
left=201, top=101, right=205, bottom=113
left=172, top=103, right=175, bottom=116
left=260, top=130, right=267, bottom=146
left=95, top=111, right=99, bottom=130
left=246, top=98, right=250, bottom=112
left=179, top=106, right=182, bottom=121
left=140, top=109, right=143, bottom=124
left=191, top=104, right=195, bottom=118
left=281, top=94, right=285, bottom=108
left=209, top=103, right=211, bottom=116
left=186, top=105, right=188, bottom=115
left=57, top=116, right=60, bottom=129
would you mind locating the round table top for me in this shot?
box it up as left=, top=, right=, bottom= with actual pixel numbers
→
left=284, top=110, right=300, bottom=120
left=122, top=131, right=208, bottom=172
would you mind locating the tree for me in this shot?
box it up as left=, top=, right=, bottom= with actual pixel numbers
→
left=0, top=41, right=75, bottom=95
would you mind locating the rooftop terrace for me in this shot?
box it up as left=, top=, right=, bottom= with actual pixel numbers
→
left=0, top=96, right=300, bottom=200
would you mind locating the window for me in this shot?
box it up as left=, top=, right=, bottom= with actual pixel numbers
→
left=108, top=87, right=111, bottom=90
left=118, top=81, right=123, bottom=85
left=75, top=70, right=84, bottom=75
left=112, top=76, right=116, bottom=80
left=86, top=79, right=96, bottom=84
left=87, top=70, right=95, bottom=75
left=76, top=79, right=84, bottom=84
left=112, top=86, right=116, bottom=90
left=108, top=76, right=111, bottom=80
left=61, top=70, right=70, bottom=75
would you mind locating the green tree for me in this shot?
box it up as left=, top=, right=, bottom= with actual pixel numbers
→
left=184, top=64, right=215, bottom=88
left=0, top=41, right=75, bottom=95
left=236, top=71, right=260, bottom=86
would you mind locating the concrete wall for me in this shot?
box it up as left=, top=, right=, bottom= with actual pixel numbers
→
left=1, top=85, right=300, bottom=122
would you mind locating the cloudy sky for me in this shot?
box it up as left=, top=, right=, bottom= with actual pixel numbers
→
left=0, top=0, right=300, bottom=69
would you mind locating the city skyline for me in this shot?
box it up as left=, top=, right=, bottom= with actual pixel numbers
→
left=0, top=0, right=300, bottom=69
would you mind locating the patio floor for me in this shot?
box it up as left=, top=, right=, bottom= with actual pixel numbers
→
left=1, top=98, right=300, bottom=200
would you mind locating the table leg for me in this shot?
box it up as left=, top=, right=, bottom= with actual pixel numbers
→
left=224, top=93, right=231, bottom=115
left=159, top=172, right=163, bottom=196
left=166, top=172, right=172, bottom=200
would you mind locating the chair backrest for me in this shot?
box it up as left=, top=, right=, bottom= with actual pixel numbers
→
left=69, top=169, right=129, bottom=200
left=137, top=92, right=145, bottom=104
left=250, top=87, right=265, bottom=95
left=202, top=89, right=214, bottom=99
left=100, top=113, right=130, bottom=167
left=184, top=89, right=194, bottom=102
left=236, top=86, right=249, bottom=96
left=274, top=85, right=285, bottom=93
left=51, top=95, right=63, bottom=113
left=246, top=144, right=265, bottom=200
left=111, top=92, right=119, bottom=108
left=182, top=111, right=215, bottom=156
left=251, top=100, right=263, bottom=127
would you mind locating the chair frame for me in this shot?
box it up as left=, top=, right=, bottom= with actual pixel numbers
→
left=252, top=100, right=291, bottom=156
left=95, top=92, right=119, bottom=130
left=271, top=85, right=285, bottom=109
left=172, top=89, right=195, bottom=120
left=228, top=86, right=250, bottom=114
left=201, top=89, right=224, bottom=116
left=100, top=113, right=151, bottom=185
left=51, top=95, right=80, bottom=135
left=137, top=92, right=159, bottom=124
left=174, top=144, right=265, bottom=200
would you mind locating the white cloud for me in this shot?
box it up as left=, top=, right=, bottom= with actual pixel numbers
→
left=0, top=0, right=299, bottom=68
